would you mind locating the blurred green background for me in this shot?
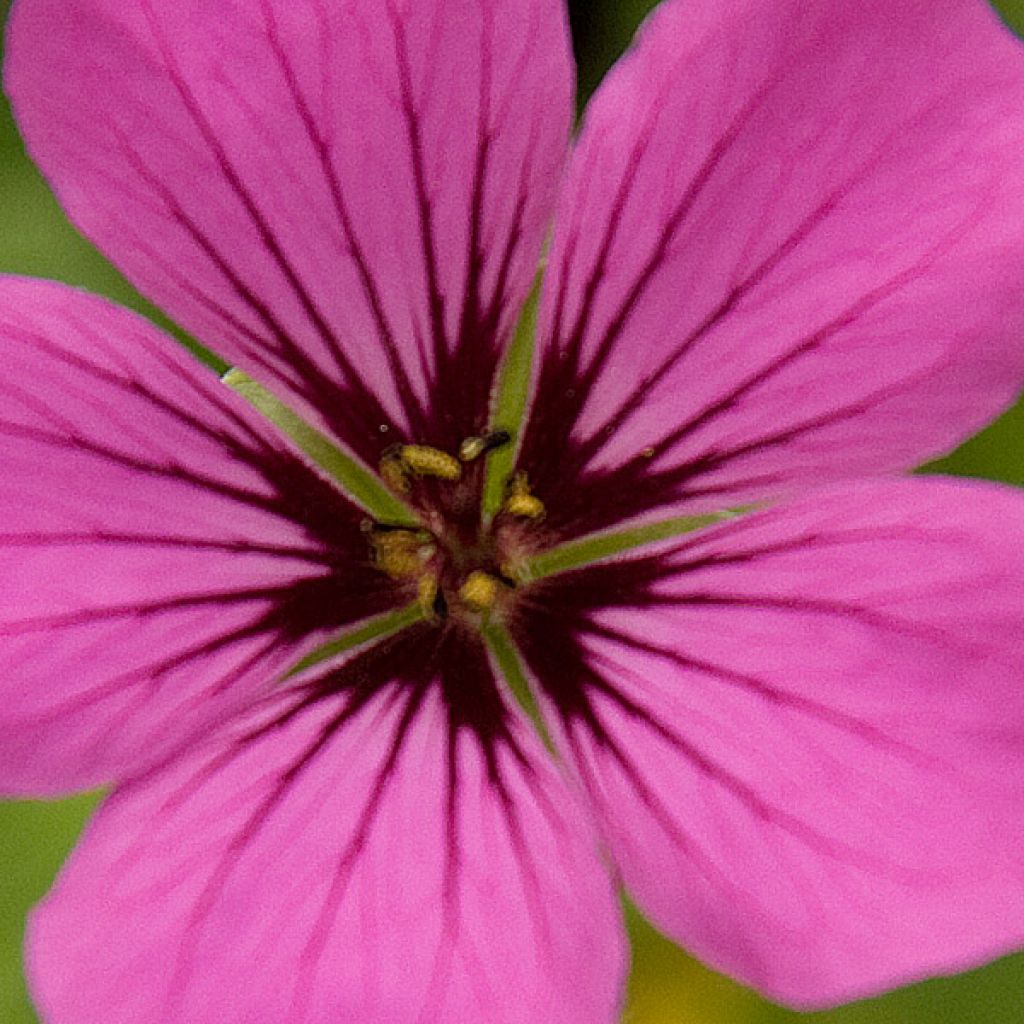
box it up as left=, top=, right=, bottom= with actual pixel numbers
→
left=3, top=0, right=1024, bottom=1021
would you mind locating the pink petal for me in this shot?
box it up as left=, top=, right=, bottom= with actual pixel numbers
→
left=512, top=477, right=1024, bottom=1007
left=28, top=626, right=626, bottom=1024
left=0, top=277, right=393, bottom=796
left=5, top=0, right=573, bottom=460
left=522, top=0, right=1024, bottom=536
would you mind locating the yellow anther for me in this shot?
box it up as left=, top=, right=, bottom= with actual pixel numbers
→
left=504, top=492, right=546, bottom=519
left=417, top=574, right=440, bottom=615
left=379, top=452, right=411, bottom=494
left=458, top=571, right=501, bottom=612
left=502, top=472, right=545, bottom=520
left=459, top=436, right=488, bottom=462
left=370, top=528, right=434, bottom=579
left=458, top=430, right=511, bottom=462
left=400, top=445, right=461, bottom=481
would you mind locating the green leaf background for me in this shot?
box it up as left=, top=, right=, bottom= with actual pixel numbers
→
left=3, top=2, right=1024, bottom=1021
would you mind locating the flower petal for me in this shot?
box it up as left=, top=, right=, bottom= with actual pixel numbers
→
left=512, top=477, right=1024, bottom=1007
left=522, top=0, right=1024, bottom=537
left=0, top=277, right=394, bottom=796
left=28, top=625, right=626, bottom=1024
left=5, top=0, right=573, bottom=460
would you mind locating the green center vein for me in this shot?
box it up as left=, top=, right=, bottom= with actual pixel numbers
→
left=222, top=368, right=417, bottom=524
left=523, top=508, right=753, bottom=580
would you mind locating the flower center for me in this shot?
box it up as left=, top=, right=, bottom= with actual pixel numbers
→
left=367, top=434, right=545, bottom=622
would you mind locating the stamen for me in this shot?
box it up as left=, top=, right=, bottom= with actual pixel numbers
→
left=459, top=430, right=512, bottom=462
left=398, top=445, right=462, bottom=481
left=378, top=444, right=462, bottom=493
left=459, top=571, right=502, bottom=612
left=417, top=574, right=440, bottom=616
left=368, top=527, right=434, bottom=579
left=379, top=450, right=411, bottom=494
left=502, top=472, right=545, bottom=520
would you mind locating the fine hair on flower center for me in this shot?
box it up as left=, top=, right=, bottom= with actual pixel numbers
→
left=366, top=432, right=545, bottom=622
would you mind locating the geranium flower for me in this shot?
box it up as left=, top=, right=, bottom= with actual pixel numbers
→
left=5, top=0, right=1024, bottom=1020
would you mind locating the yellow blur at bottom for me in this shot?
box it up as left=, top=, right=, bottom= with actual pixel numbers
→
left=622, top=906, right=758, bottom=1024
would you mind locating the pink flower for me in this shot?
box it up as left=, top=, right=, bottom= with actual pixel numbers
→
left=5, top=0, right=1024, bottom=1019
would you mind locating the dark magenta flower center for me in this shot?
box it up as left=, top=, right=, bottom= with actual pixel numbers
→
left=365, top=436, right=548, bottom=622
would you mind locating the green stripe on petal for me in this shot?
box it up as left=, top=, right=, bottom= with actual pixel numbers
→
left=483, top=271, right=542, bottom=523
left=483, top=621, right=555, bottom=755
left=524, top=508, right=753, bottom=580
left=222, top=369, right=416, bottom=523
left=285, top=603, right=424, bottom=678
